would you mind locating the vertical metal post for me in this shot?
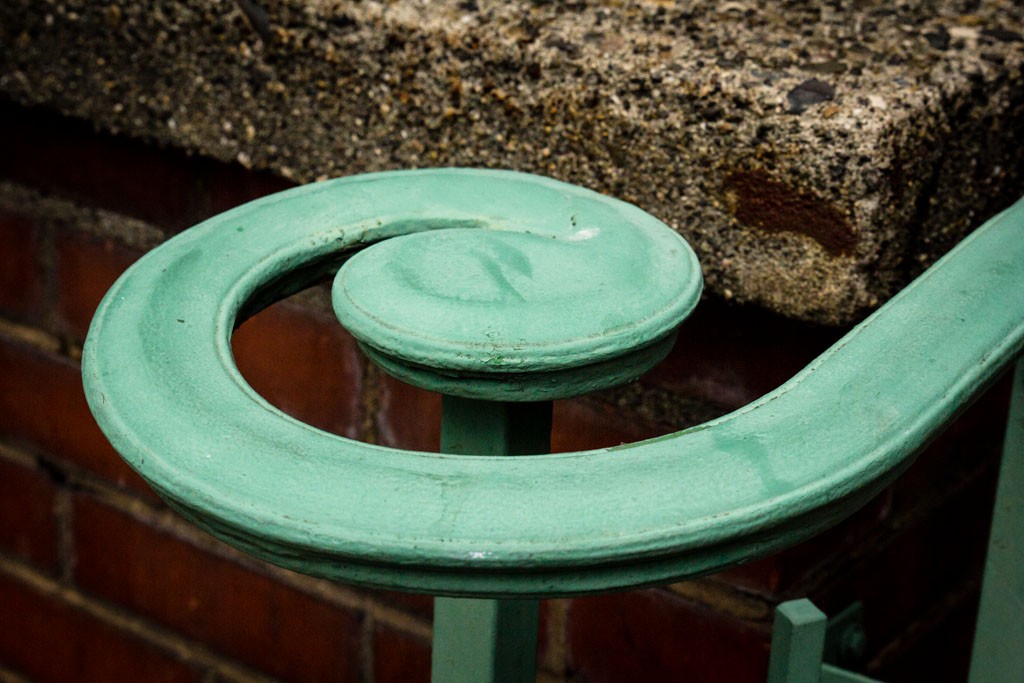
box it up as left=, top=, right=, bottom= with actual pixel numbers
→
left=969, top=359, right=1024, bottom=683
left=768, top=600, right=828, bottom=683
left=767, top=600, right=881, bottom=683
left=431, top=396, right=551, bottom=683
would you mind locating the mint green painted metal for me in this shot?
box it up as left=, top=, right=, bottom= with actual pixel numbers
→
left=432, top=598, right=539, bottom=683
left=969, top=359, right=1024, bottom=683
left=433, top=396, right=548, bottom=683
left=81, top=166, right=1024, bottom=597
left=820, top=664, right=881, bottom=683
left=768, top=600, right=880, bottom=683
left=439, top=397, right=551, bottom=456
left=356, top=331, right=677, bottom=402
left=767, top=600, right=828, bottom=683
left=340, top=188, right=677, bottom=681
left=333, top=223, right=695, bottom=400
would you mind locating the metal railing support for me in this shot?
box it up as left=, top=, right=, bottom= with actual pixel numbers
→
left=768, top=600, right=879, bottom=683
left=81, top=170, right=1024, bottom=682
left=432, top=597, right=540, bottom=683
left=969, top=359, right=1024, bottom=683
left=768, top=600, right=828, bottom=683
left=432, top=397, right=551, bottom=683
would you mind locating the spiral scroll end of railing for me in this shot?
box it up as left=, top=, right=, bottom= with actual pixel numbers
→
left=81, top=169, right=1024, bottom=598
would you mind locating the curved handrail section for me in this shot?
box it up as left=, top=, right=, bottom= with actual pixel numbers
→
left=82, top=170, right=1024, bottom=597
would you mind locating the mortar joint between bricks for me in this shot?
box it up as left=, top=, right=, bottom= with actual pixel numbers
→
left=359, top=609, right=377, bottom=683
left=0, top=553, right=278, bottom=683
left=71, top=484, right=432, bottom=635
left=360, top=361, right=383, bottom=445
left=55, top=487, right=75, bottom=584
left=0, top=316, right=62, bottom=354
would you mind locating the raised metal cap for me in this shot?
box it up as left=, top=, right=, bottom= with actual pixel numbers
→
left=332, top=176, right=701, bottom=400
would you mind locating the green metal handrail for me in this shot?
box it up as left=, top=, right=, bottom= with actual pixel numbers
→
left=81, top=170, right=1024, bottom=681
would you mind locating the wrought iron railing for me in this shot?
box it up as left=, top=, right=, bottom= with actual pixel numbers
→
left=82, top=170, right=1023, bottom=682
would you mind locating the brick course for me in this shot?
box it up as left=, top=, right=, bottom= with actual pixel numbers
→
left=0, top=571, right=203, bottom=683
left=73, top=494, right=363, bottom=683
left=55, top=230, right=141, bottom=342
left=373, top=624, right=431, bottom=683
left=233, top=298, right=365, bottom=439
left=0, top=336, right=151, bottom=492
left=0, top=102, right=210, bottom=232
left=0, top=211, right=42, bottom=324
left=567, top=589, right=770, bottom=682
left=375, top=370, right=442, bottom=451
left=0, top=457, right=59, bottom=572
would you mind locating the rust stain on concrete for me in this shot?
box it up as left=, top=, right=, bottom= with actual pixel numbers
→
left=724, top=169, right=857, bottom=256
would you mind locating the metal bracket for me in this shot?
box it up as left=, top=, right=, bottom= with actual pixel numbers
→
left=824, top=602, right=867, bottom=670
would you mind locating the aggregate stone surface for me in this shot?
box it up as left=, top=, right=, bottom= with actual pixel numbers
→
left=2, top=0, right=1023, bottom=323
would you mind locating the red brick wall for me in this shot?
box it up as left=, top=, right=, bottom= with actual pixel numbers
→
left=0, top=99, right=1009, bottom=682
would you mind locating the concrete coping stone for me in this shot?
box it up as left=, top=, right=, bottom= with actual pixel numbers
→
left=1, top=0, right=1022, bottom=323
